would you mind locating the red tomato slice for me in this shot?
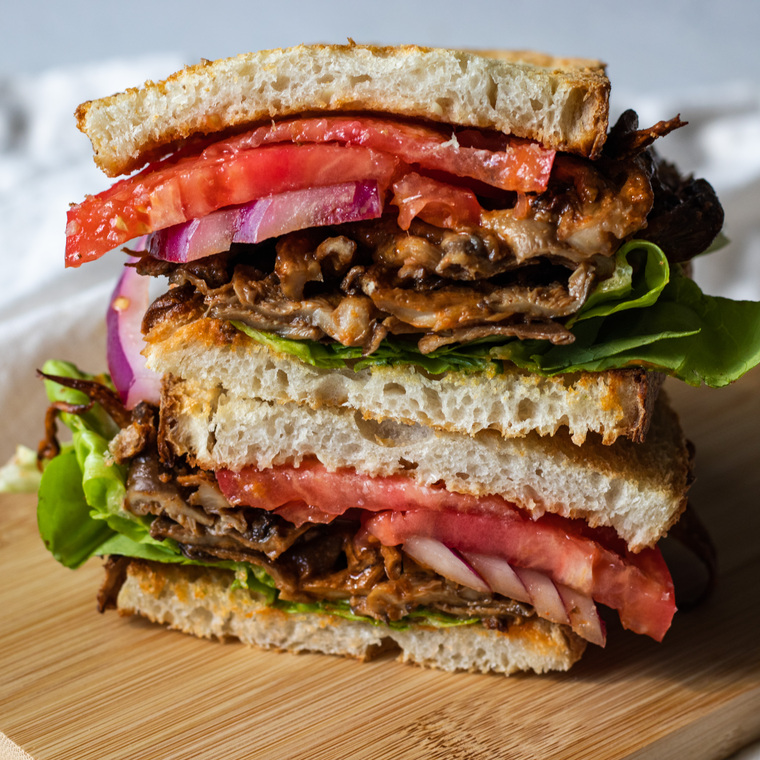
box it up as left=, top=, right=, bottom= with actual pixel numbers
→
left=216, top=461, right=676, bottom=641
left=65, top=144, right=398, bottom=267
left=217, top=459, right=527, bottom=520
left=391, top=172, right=482, bottom=230
left=212, top=116, right=555, bottom=194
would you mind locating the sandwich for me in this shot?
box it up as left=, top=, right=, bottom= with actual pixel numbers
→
left=37, top=43, right=760, bottom=675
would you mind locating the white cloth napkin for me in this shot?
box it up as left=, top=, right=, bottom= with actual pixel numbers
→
left=617, top=82, right=760, bottom=303
left=0, top=58, right=758, bottom=758
left=0, top=56, right=183, bottom=462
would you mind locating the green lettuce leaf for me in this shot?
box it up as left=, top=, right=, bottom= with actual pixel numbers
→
left=37, top=361, right=168, bottom=567
left=232, top=240, right=760, bottom=387
left=491, top=271, right=760, bottom=386
left=231, top=322, right=499, bottom=375
left=278, top=599, right=480, bottom=630
left=37, top=364, right=476, bottom=628
left=37, top=447, right=115, bottom=569
left=568, top=239, right=670, bottom=324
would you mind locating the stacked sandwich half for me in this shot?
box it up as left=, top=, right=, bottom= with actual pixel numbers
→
left=38, top=44, right=760, bottom=675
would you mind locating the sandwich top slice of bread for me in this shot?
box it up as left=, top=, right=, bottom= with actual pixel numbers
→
left=76, top=43, right=610, bottom=177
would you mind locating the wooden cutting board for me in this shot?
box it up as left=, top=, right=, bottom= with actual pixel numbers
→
left=1, top=369, right=759, bottom=760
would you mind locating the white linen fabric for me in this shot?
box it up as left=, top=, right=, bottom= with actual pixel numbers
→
left=0, top=56, right=183, bottom=462
left=0, top=57, right=758, bottom=759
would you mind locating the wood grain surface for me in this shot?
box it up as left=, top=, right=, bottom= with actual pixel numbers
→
left=1, top=369, right=759, bottom=760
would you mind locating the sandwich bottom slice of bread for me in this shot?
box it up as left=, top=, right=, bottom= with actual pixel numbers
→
left=111, top=559, right=587, bottom=675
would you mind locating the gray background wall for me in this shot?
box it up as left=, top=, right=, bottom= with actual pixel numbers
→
left=3, top=0, right=759, bottom=101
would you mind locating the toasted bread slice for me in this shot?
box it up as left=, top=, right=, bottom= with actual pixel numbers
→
left=159, top=375, right=691, bottom=551
left=144, top=317, right=663, bottom=446
left=116, top=559, right=586, bottom=675
left=76, top=43, right=610, bottom=177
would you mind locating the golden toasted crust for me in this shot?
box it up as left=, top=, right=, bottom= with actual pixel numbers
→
left=76, top=43, right=610, bottom=177
left=471, top=48, right=606, bottom=70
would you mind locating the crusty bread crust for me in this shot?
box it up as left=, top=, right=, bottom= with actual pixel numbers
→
left=144, top=317, right=663, bottom=446
left=116, top=559, right=586, bottom=675
left=160, top=376, right=691, bottom=551
left=76, top=43, right=610, bottom=177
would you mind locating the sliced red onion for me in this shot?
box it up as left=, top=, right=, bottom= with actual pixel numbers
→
left=235, top=179, right=381, bottom=242
left=557, top=583, right=607, bottom=647
left=150, top=208, right=240, bottom=263
left=148, top=180, right=382, bottom=263
left=403, top=537, right=489, bottom=593
left=513, top=567, right=570, bottom=626
left=403, top=538, right=604, bottom=645
left=463, top=552, right=531, bottom=605
left=106, top=251, right=161, bottom=408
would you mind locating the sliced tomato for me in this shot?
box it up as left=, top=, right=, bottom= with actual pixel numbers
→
left=66, top=115, right=555, bottom=268
left=391, top=172, right=482, bottom=230
left=364, top=510, right=675, bottom=642
left=65, top=144, right=398, bottom=267
left=216, top=459, right=527, bottom=521
left=216, top=461, right=676, bottom=641
left=213, top=116, right=554, bottom=194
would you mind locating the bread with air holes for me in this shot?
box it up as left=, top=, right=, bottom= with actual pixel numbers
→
left=76, top=43, right=610, bottom=177
left=116, top=559, right=586, bottom=675
left=144, top=316, right=663, bottom=447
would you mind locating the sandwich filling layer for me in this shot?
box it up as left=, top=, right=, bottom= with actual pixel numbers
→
left=88, top=112, right=720, bottom=358
left=83, top=105, right=753, bottom=402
